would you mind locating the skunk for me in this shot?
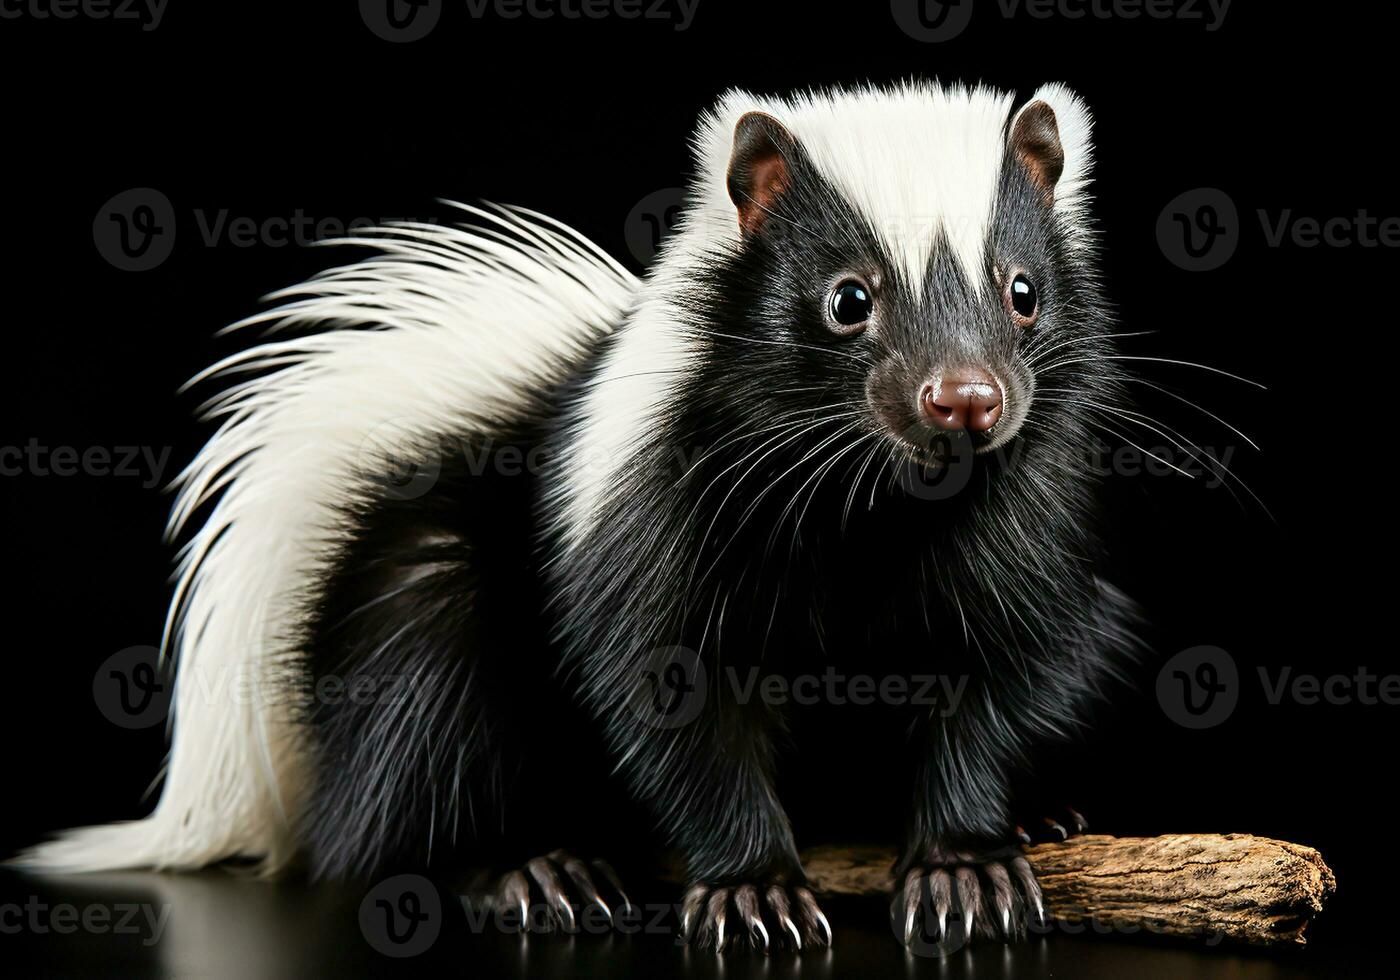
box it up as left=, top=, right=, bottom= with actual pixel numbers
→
left=22, top=82, right=1142, bottom=950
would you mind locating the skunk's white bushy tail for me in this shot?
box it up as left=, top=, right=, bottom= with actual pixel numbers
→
left=18, top=204, right=638, bottom=873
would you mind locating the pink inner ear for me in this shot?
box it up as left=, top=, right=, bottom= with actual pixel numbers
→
left=1010, top=101, right=1065, bottom=207
left=737, top=148, right=790, bottom=235
left=728, top=111, right=797, bottom=237
left=1016, top=145, right=1059, bottom=205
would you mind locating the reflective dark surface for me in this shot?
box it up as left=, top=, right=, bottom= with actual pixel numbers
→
left=0, top=869, right=1376, bottom=979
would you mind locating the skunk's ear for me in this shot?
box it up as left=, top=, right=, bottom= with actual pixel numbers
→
left=726, top=111, right=796, bottom=236
left=1009, top=84, right=1095, bottom=213
left=1008, top=100, right=1065, bottom=206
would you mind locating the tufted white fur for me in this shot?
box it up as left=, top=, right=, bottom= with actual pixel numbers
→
left=18, top=204, right=637, bottom=873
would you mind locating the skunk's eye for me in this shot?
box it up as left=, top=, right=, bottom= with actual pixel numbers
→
left=829, top=279, right=873, bottom=332
left=1007, top=273, right=1038, bottom=324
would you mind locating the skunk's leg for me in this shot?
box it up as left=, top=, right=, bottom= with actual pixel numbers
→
left=604, top=676, right=829, bottom=951
left=894, top=680, right=1041, bottom=945
left=896, top=582, right=1140, bottom=946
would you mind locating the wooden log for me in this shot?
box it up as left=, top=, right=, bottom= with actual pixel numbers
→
left=800, top=834, right=1335, bottom=947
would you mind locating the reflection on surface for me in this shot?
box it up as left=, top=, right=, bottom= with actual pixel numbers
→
left=6, top=869, right=349, bottom=979
left=0, top=870, right=1344, bottom=979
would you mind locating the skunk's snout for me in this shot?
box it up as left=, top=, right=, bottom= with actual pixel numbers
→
left=919, top=369, right=1004, bottom=432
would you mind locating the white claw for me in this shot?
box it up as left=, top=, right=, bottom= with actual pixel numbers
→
left=783, top=916, right=803, bottom=950
left=751, top=917, right=770, bottom=950
left=903, top=906, right=917, bottom=945
left=593, top=894, right=613, bottom=925
left=682, top=910, right=692, bottom=937
left=716, top=914, right=726, bottom=950
left=963, top=910, right=973, bottom=938
left=815, top=908, right=832, bottom=945
left=557, top=898, right=576, bottom=930
left=937, top=910, right=947, bottom=938
left=1002, top=909, right=1010, bottom=934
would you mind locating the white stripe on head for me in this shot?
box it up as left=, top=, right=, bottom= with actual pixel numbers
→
left=776, top=84, right=1013, bottom=296
left=693, top=83, right=1095, bottom=290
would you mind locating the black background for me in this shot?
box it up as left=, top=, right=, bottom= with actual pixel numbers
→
left=2, top=1, right=1393, bottom=976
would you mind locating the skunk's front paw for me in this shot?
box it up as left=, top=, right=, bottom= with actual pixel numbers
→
left=494, top=851, right=632, bottom=933
left=680, top=876, right=831, bottom=952
left=894, top=842, right=1042, bottom=945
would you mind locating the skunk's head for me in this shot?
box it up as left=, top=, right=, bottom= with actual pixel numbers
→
left=679, top=84, right=1114, bottom=479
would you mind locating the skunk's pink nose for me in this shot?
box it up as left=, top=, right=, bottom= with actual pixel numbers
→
left=920, top=369, right=1004, bottom=432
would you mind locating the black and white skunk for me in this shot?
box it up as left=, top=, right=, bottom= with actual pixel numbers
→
left=23, top=82, right=1143, bottom=949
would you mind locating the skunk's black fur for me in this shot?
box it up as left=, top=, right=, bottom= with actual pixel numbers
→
left=297, top=98, right=1141, bottom=946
